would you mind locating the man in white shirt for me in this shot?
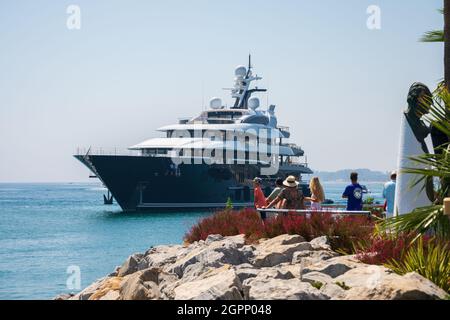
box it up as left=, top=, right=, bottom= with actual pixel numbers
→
left=383, top=171, right=397, bottom=217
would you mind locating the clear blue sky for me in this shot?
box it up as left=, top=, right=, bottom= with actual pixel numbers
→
left=0, top=0, right=444, bottom=182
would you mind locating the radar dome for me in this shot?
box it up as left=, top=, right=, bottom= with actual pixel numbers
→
left=235, top=66, right=247, bottom=78
left=209, top=97, right=222, bottom=110
left=248, top=97, right=260, bottom=110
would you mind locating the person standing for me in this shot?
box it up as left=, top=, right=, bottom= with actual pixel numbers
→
left=253, top=177, right=266, bottom=208
left=305, top=177, right=325, bottom=210
left=382, top=171, right=397, bottom=217
left=265, top=176, right=305, bottom=210
left=253, top=177, right=267, bottom=219
left=266, top=178, right=284, bottom=206
left=342, top=172, right=364, bottom=211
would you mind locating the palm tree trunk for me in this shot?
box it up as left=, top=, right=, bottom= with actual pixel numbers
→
left=445, top=0, right=450, bottom=90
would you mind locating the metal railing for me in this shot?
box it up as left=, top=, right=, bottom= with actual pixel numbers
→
left=75, top=147, right=142, bottom=157
left=278, top=126, right=290, bottom=132
left=257, top=208, right=373, bottom=218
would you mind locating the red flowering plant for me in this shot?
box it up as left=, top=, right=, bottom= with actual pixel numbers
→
left=184, top=209, right=375, bottom=253
left=354, top=232, right=430, bottom=265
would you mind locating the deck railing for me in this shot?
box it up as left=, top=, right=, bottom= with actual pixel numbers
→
left=75, top=147, right=142, bottom=157
left=257, top=204, right=384, bottom=218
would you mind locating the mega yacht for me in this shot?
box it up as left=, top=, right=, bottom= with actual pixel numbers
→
left=75, top=57, right=313, bottom=211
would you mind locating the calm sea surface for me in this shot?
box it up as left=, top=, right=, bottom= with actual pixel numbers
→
left=0, top=182, right=383, bottom=300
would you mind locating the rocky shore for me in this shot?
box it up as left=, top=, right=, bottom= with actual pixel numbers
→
left=56, top=234, right=447, bottom=300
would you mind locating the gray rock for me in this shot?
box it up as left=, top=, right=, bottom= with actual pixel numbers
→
left=118, top=254, right=143, bottom=277
left=292, top=250, right=338, bottom=264
left=167, top=238, right=249, bottom=277
left=321, top=282, right=346, bottom=300
left=234, top=263, right=255, bottom=269
left=335, top=266, right=448, bottom=300
left=301, top=271, right=334, bottom=286
left=69, top=277, right=108, bottom=300
left=205, top=234, right=224, bottom=244
left=257, top=267, right=296, bottom=280
left=226, top=234, right=246, bottom=248
left=243, top=276, right=328, bottom=300
left=252, top=240, right=313, bottom=268
left=239, top=245, right=255, bottom=260
left=141, top=245, right=186, bottom=270
left=235, top=268, right=260, bottom=283
left=54, top=293, right=74, bottom=300
left=173, top=266, right=243, bottom=300
left=310, top=236, right=331, bottom=251
left=120, top=270, right=160, bottom=300
left=108, top=266, right=121, bottom=277
left=259, top=234, right=305, bottom=246
left=119, top=267, right=177, bottom=300
left=98, top=290, right=120, bottom=300
left=301, top=255, right=361, bottom=278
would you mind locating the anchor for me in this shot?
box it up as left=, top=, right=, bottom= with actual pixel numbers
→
left=103, top=189, right=113, bottom=205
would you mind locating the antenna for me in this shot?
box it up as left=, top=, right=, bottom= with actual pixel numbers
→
left=201, top=80, right=205, bottom=111
left=248, top=54, right=252, bottom=71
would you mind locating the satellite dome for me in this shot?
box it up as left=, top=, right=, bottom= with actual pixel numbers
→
left=248, top=97, right=260, bottom=110
left=235, top=65, right=247, bottom=78
left=209, top=97, right=222, bottom=110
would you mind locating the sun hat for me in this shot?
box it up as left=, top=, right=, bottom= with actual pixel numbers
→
left=283, top=175, right=299, bottom=188
left=253, top=177, right=262, bottom=184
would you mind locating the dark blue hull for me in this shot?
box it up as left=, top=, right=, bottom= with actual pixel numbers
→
left=74, top=155, right=310, bottom=212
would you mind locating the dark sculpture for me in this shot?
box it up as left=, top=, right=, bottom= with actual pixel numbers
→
left=404, top=82, right=432, bottom=153
left=404, top=82, right=450, bottom=203
left=403, top=82, right=437, bottom=202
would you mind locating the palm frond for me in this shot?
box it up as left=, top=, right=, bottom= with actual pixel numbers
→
left=377, top=205, right=450, bottom=241
left=420, top=30, right=444, bottom=42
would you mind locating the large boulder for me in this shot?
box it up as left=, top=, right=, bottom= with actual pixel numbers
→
left=243, top=275, right=327, bottom=300
left=119, top=268, right=178, bottom=300
left=309, top=236, right=331, bottom=251
left=54, top=293, right=74, bottom=300
left=98, top=290, right=120, bottom=300
left=88, top=277, right=122, bottom=300
left=292, top=250, right=338, bottom=264
left=139, top=245, right=188, bottom=270
left=301, top=255, right=361, bottom=278
left=69, top=277, right=108, bottom=300
left=166, top=237, right=249, bottom=277
left=251, top=235, right=312, bottom=268
left=173, top=266, right=243, bottom=300
left=320, top=282, right=347, bottom=300
left=334, top=266, right=448, bottom=300
left=301, top=271, right=334, bottom=287
left=117, top=253, right=144, bottom=277
left=234, top=267, right=260, bottom=283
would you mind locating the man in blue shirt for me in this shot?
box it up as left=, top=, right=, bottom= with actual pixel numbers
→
left=342, top=172, right=363, bottom=211
left=382, top=171, right=397, bottom=217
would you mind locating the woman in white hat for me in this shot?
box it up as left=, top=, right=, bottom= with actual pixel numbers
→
left=265, top=175, right=305, bottom=210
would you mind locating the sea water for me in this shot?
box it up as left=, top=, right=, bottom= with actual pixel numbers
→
left=0, top=182, right=383, bottom=300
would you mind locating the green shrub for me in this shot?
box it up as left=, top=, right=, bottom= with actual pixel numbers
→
left=385, top=237, right=450, bottom=293
left=310, top=281, right=323, bottom=290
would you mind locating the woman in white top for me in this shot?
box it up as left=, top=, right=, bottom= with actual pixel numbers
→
left=305, top=177, right=325, bottom=210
